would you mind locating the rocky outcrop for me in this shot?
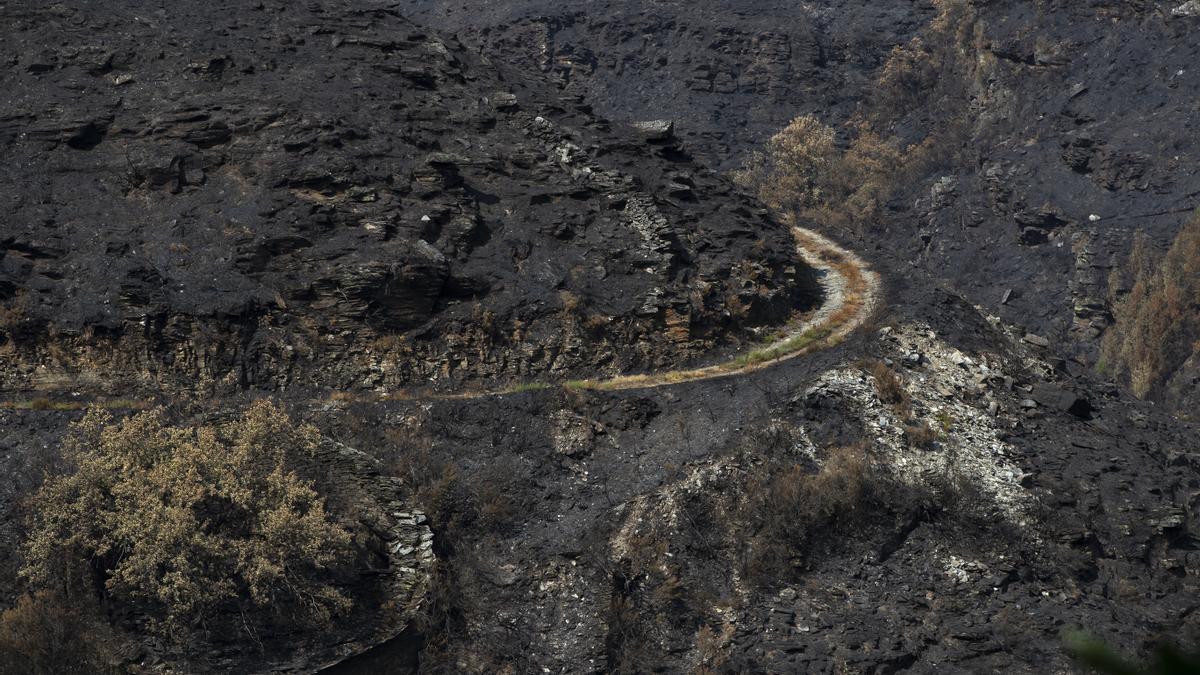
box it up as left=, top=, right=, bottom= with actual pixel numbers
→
left=0, top=0, right=818, bottom=395
left=1173, top=1, right=1200, bottom=18
left=287, top=438, right=434, bottom=674
left=1067, top=231, right=1114, bottom=345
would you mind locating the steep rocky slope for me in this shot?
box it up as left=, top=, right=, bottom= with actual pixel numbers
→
left=405, top=0, right=935, bottom=171
left=0, top=1, right=815, bottom=396
left=1, top=1, right=1198, bottom=674
left=408, top=0, right=1200, bottom=408
left=871, top=0, right=1200, bottom=388
left=318, top=280, right=1200, bottom=673
left=5, top=273, right=1196, bottom=673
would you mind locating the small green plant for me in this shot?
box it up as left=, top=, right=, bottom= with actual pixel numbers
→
left=1065, top=630, right=1200, bottom=675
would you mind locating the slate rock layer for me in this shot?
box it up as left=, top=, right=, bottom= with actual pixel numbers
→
left=0, top=1, right=817, bottom=394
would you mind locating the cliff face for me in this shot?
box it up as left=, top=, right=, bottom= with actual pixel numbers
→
left=0, top=1, right=816, bottom=395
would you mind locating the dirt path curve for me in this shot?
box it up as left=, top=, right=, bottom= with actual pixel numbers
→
left=1, top=226, right=876, bottom=410
left=416, top=225, right=880, bottom=400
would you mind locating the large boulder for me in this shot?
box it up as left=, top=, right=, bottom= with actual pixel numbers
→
left=1032, top=383, right=1094, bottom=419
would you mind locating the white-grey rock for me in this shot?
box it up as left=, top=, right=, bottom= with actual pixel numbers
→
left=630, top=119, right=675, bottom=141
left=1172, top=1, right=1200, bottom=17
left=1022, top=333, right=1050, bottom=348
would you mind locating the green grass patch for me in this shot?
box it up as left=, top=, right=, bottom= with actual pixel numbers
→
left=729, top=327, right=831, bottom=369
left=508, top=382, right=550, bottom=394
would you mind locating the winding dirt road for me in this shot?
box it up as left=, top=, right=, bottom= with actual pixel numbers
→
left=419, top=225, right=880, bottom=399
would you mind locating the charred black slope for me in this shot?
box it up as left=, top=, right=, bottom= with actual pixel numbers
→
left=312, top=283, right=1200, bottom=673
left=0, top=1, right=816, bottom=395
left=408, top=0, right=1200, bottom=409
left=405, top=0, right=934, bottom=171
left=876, top=0, right=1200, bottom=406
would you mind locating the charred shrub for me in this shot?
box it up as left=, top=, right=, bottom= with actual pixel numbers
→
left=0, top=591, right=125, bottom=675
left=740, top=444, right=941, bottom=584
left=742, top=445, right=872, bottom=581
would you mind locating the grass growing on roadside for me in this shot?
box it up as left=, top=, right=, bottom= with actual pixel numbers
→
left=560, top=229, right=874, bottom=393
left=729, top=327, right=831, bottom=369
left=508, top=382, right=550, bottom=394
left=1, top=398, right=150, bottom=411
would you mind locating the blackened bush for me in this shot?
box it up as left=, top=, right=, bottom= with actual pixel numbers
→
left=0, top=591, right=123, bottom=675
left=743, top=445, right=873, bottom=580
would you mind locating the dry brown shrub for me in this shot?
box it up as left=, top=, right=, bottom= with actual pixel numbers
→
left=583, top=313, right=611, bottom=333
left=873, top=37, right=938, bottom=118
left=868, top=359, right=910, bottom=414
left=559, top=290, right=582, bottom=313
left=723, top=290, right=750, bottom=320
left=695, top=620, right=735, bottom=672
left=871, top=0, right=978, bottom=123
left=734, top=115, right=907, bottom=233
left=735, top=0, right=981, bottom=235
left=833, top=126, right=906, bottom=224
left=21, top=401, right=353, bottom=640
left=475, top=474, right=519, bottom=531
left=1103, top=216, right=1200, bottom=398
left=370, top=333, right=409, bottom=352
left=904, top=421, right=940, bottom=449
left=0, top=293, right=30, bottom=332
left=733, top=114, right=837, bottom=216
